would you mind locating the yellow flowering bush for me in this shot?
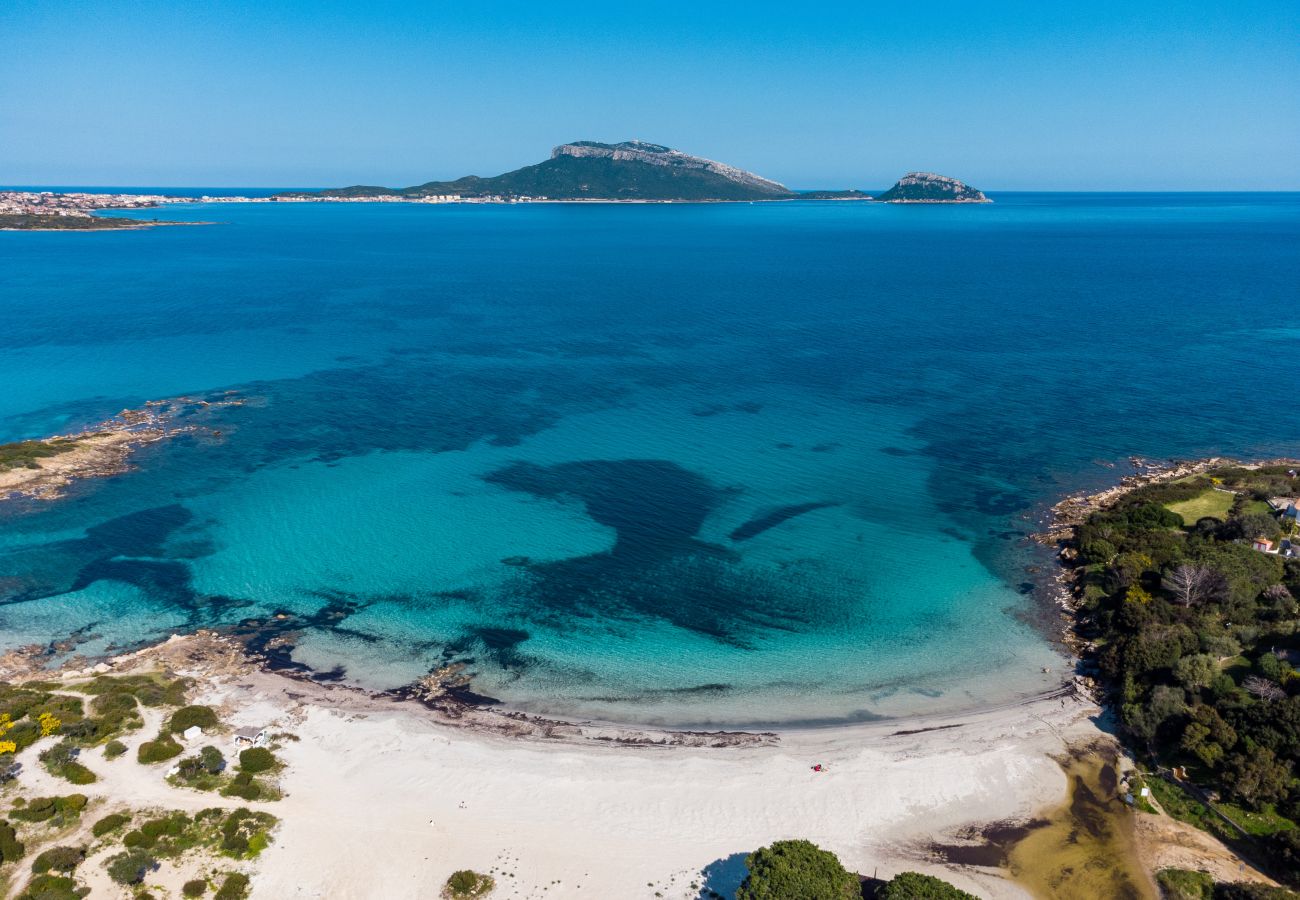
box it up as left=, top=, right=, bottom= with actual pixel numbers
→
left=38, top=712, right=61, bottom=737
left=0, top=740, right=16, bottom=755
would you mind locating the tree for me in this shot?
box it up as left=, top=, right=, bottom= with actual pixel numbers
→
left=736, top=840, right=859, bottom=900
left=877, top=871, right=979, bottom=899
left=1244, top=676, right=1287, bottom=702
left=1174, top=654, right=1219, bottom=690
left=1163, top=565, right=1229, bottom=607
left=1223, top=747, right=1291, bottom=808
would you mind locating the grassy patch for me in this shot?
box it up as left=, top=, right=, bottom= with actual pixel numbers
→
left=1155, top=867, right=1213, bottom=900
left=0, top=438, right=81, bottom=472
left=1145, top=777, right=1239, bottom=842
left=1165, top=488, right=1235, bottom=523
left=1214, top=800, right=1296, bottom=837
left=116, top=807, right=276, bottom=862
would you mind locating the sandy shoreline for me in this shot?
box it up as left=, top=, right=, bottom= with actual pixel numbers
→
left=111, top=634, right=1094, bottom=899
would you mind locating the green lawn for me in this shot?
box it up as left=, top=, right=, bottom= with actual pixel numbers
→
left=1165, top=489, right=1235, bottom=523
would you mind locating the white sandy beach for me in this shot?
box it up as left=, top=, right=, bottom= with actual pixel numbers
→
left=5, top=634, right=1276, bottom=899
left=204, top=669, right=1094, bottom=899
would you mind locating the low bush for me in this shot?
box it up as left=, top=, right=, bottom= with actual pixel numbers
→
left=106, top=847, right=155, bottom=885
left=213, top=872, right=250, bottom=900
left=16, top=874, right=87, bottom=900
left=737, top=840, right=858, bottom=900
left=137, top=736, right=182, bottom=764
left=103, top=740, right=127, bottom=760
left=39, top=740, right=97, bottom=785
left=182, top=879, right=208, bottom=897
left=237, top=747, right=276, bottom=774
left=877, top=871, right=980, bottom=899
left=218, top=807, right=276, bottom=859
left=0, top=818, right=24, bottom=864
left=10, top=795, right=87, bottom=827
left=444, top=870, right=495, bottom=898
left=1157, top=868, right=1213, bottom=900
left=169, top=705, right=219, bottom=734
left=221, top=779, right=261, bottom=802
left=91, top=812, right=130, bottom=837
left=30, top=845, right=85, bottom=874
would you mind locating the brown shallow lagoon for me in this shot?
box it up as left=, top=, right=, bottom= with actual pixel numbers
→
left=933, top=741, right=1157, bottom=899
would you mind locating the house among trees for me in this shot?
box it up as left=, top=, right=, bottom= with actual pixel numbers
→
left=1253, top=537, right=1277, bottom=553
left=232, top=726, right=269, bottom=749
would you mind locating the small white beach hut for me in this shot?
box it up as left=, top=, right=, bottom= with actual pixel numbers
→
left=232, top=726, right=268, bottom=749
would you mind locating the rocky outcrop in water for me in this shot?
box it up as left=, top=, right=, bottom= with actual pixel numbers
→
left=876, top=172, right=990, bottom=203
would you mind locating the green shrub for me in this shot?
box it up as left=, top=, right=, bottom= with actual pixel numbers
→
left=213, top=872, right=250, bottom=900
left=169, top=706, right=219, bottom=734
left=123, top=830, right=152, bottom=849
left=10, top=795, right=86, bottom=827
left=1212, top=884, right=1300, bottom=899
left=0, top=818, right=24, bottom=864
left=17, top=873, right=87, bottom=900
left=217, top=808, right=276, bottom=859
left=91, top=812, right=130, bottom=837
left=30, top=845, right=84, bottom=874
left=736, top=840, right=858, bottom=900
left=237, top=747, right=276, bottom=773
left=221, top=780, right=261, bottom=802
left=137, top=737, right=182, bottom=764
left=200, top=745, right=226, bottom=773
left=106, top=848, right=155, bottom=885
left=103, top=740, right=127, bottom=759
left=182, top=879, right=208, bottom=897
left=1157, top=868, right=1214, bottom=900
left=877, top=871, right=979, bottom=899
left=444, top=870, right=495, bottom=898
left=39, top=740, right=97, bottom=785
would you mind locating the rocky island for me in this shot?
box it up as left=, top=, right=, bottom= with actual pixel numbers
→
left=0, top=395, right=241, bottom=504
left=279, top=140, right=872, bottom=203
left=876, top=172, right=990, bottom=203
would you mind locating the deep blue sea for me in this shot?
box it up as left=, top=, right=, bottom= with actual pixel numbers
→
left=1, top=193, right=1297, bottom=726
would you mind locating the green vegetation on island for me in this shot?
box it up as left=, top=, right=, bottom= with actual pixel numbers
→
left=0, top=438, right=82, bottom=472
left=0, top=214, right=159, bottom=231
left=283, top=140, right=881, bottom=203
left=875, top=172, right=989, bottom=203
left=1064, top=462, right=1300, bottom=885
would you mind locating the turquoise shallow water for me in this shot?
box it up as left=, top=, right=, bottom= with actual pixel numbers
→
left=1, top=194, right=1297, bottom=725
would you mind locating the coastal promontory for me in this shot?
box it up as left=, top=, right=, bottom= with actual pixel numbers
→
left=876, top=172, right=990, bottom=203
left=281, top=140, right=799, bottom=202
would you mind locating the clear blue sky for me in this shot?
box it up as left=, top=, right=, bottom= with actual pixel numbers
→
left=2, top=0, right=1297, bottom=189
